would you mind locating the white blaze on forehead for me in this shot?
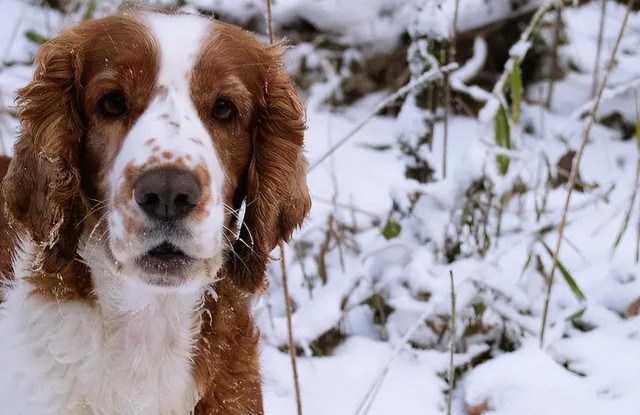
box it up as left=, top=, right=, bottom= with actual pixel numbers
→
left=143, top=13, right=211, bottom=94
left=108, top=13, right=225, bottom=264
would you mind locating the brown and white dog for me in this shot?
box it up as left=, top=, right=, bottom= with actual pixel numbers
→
left=0, top=10, right=310, bottom=415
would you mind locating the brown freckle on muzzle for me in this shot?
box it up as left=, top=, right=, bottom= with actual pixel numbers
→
left=123, top=213, right=139, bottom=235
left=144, top=138, right=157, bottom=146
left=117, top=163, right=142, bottom=208
left=189, top=164, right=213, bottom=221
left=156, top=84, right=169, bottom=101
left=189, top=137, right=203, bottom=146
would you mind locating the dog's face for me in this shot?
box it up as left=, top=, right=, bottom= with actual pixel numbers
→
left=3, top=13, right=311, bottom=291
left=81, top=15, right=254, bottom=287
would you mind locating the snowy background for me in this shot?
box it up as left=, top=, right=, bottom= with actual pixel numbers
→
left=1, top=0, right=640, bottom=414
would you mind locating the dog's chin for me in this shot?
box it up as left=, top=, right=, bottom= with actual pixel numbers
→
left=137, top=265, right=198, bottom=288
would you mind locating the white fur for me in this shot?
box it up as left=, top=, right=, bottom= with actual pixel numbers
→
left=108, top=13, right=226, bottom=278
left=0, top=241, right=204, bottom=415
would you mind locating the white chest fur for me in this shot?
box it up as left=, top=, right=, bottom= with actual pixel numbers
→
left=0, top=247, right=203, bottom=415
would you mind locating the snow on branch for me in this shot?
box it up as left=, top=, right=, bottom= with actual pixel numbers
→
left=309, top=62, right=459, bottom=172
left=478, top=0, right=555, bottom=123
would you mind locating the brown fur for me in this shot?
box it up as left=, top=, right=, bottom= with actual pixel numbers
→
left=3, top=14, right=158, bottom=285
left=24, top=258, right=96, bottom=304
left=192, top=275, right=263, bottom=414
left=0, top=156, right=16, bottom=289
left=0, top=12, right=310, bottom=415
left=193, top=22, right=311, bottom=293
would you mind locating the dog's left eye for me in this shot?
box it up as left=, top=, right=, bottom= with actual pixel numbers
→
left=212, top=98, right=237, bottom=122
left=97, top=92, right=128, bottom=119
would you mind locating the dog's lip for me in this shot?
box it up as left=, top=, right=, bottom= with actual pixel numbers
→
left=136, top=241, right=194, bottom=277
left=147, top=241, right=187, bottom=258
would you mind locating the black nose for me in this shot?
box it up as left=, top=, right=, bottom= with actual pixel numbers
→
left=133, top=168, right=201, bottom=221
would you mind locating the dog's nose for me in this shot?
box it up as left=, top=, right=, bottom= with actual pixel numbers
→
left=134, top=168, right=201, bottom=221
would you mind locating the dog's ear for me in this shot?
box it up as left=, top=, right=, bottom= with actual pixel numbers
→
left=229, top=45, right=311, bottom=293
left=2, top=30, right=85, bottom=273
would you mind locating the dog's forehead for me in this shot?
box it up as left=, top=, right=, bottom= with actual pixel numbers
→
left=139, top=13, right=213, bottom=86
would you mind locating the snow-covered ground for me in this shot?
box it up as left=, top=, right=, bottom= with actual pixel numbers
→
left=1, top=0, right=639, bottom=414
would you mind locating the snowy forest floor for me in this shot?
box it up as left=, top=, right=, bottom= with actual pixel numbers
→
left=1, top=0, right=640, bottom=414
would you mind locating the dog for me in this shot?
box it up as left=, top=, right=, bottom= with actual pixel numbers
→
left=0, top=10, right=310, bottom=415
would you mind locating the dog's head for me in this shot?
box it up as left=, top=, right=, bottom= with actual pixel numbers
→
left=3, top=12, right=310, bottom=292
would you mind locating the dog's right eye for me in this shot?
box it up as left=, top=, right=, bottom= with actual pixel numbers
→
left=97, top=92, right=128, bottom=119
left=212, top=98, right=237, bottom=122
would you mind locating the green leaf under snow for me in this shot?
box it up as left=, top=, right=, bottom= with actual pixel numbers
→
left=495, top=104, right=511, bottom=175
left=83, top=0, right=97, bottom=20
left=567, top=306, right=587, bottom=322
left=510, top=58, right=523, bottom=124
left=520, top=252, right=533, bottom=278
left=381, top=219, right=402, bottom=240
left=540, top=241, right=586, bottom=302
left=25, top=30, right=48, bottom=46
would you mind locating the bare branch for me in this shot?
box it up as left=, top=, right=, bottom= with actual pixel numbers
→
left=309, top=63, right=459, bottom=172
left=442, top=0, right=460, bottom=179
left=279, top=242, right=303, bottom=415
left=446, top=270, right=457, bottom=415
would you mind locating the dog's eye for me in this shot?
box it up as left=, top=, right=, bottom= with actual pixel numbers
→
left=97, top=92, right=128, bottom=118
left=212, top=98, right=236, bottom=122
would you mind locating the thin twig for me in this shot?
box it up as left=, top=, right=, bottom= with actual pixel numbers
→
left=265, top=0, right=274, bottom=45
left=636, top=205, right=640, bottom=263
left=442, top=0, right=460, bottom=179
left=279, top=242, right=303, bottom=415
left=455, top=0, right=543, bottom=42
left=446, top=270, right=456, bottom=415
left=313, top=196, right=380, bottom=220
left=353, top=302, right=436, bottom=415
left=539, top=0, right=636, bottom=347
left=567, top=76, right=640, bottom=121
left=545, top=1, right=564, bottom=108
left=480, top=0, right=554, bottom=121
left=309, top=62, right=458, bottom=172
left=592, top=0, right=607, bottom=97
left=492, top=0, right=553, bottom=95
left=634, top=92, right=640, bottom=263
left=611, top=145, right=640, bottom=252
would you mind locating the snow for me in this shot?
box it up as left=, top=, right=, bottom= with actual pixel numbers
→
left=465, top=322, right=640, bottom=415
left=0, top=1, right=63, bottom=64
left=465, top=343, right=605, bottom=415
left=1, top=0, right=640, bottom=414
left=262, top=337, right=446, bottom=415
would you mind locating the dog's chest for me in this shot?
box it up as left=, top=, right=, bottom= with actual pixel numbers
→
left=0, top=281, right=199, bottom=415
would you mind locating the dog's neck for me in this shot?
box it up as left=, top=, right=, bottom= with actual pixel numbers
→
left=8, top=239, right=205, bottom=414
left=84, top=242, right=205, bottom=414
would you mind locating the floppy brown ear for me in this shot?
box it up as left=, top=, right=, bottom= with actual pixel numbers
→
left=2, top=31, right=85, bottom=273
left=229, top=46, right=311, bottom=293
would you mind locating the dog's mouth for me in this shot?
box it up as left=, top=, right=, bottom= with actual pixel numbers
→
left=136, top=241, right=195, bottom=278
